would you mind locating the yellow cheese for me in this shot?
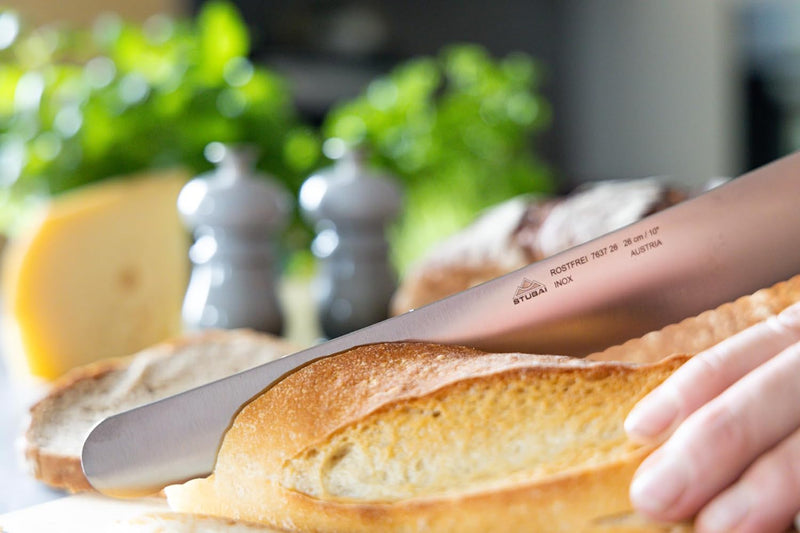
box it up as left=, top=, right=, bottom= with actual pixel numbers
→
left=2, top=170, right=190, bottom=379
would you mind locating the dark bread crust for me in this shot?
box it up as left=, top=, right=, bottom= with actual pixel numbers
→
left=392, top=179, right=686, bottom=315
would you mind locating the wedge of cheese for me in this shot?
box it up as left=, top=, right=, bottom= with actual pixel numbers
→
left=2, top=170, right=190, bottom=379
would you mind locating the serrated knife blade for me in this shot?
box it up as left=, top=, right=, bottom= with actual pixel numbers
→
left=83, top=151, right=800, bottom=496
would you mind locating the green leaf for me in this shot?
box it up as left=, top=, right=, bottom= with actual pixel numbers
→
left=324, top=44, right=555, bottom=271
left=0, top=65, right=23, bottom=115
left=195, top=0, right=249, bottom=84
left=284, top=127, right=321, bottom=174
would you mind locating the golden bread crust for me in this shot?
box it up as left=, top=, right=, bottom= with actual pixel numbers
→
left=166, top=343, right=688, bottom=532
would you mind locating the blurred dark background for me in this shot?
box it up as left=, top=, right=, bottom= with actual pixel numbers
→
left=9, top=0, right=800, bottom=271
left=200, top=0, right=742, bottom=187
left=10, top=0, right=800, bottom=186
left=184, top=0, right=796, bottom=184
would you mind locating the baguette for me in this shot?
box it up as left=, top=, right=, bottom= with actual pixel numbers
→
left=166, top=342, right=689, bottom=532
left=24, top=329, right=298, bottom=493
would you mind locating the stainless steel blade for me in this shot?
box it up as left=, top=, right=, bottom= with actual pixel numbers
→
left=83, top=151, right=800, bottom=496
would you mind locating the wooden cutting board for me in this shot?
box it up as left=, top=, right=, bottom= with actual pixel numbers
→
left=0, top=494, right=169, bottom=532
left=0, top=494, right=281, bottom=532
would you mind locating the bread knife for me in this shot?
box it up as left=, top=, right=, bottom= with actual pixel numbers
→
left=82, top=151, right=800, bottom=497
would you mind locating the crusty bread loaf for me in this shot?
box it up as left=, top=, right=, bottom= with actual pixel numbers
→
left=588, top=273, right=800, bottom=364
left=166, top=342, right=689, bottom=532
left=392, top=178, right=688, bottom=314
left=24, top=329, right=298, bottom=493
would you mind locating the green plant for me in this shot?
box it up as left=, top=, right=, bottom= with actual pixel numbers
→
left=1, top=3, right=554, bottom=274
left=323, top=44, right=554, bottom=271
left=0, top=2, right=320, bottom=234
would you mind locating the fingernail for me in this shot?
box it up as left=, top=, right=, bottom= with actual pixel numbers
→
left=625, top=391, right=679, bottom=441
left=630, top=456, right=686, bottom=514
left=698, top=487, right=751, bottom=533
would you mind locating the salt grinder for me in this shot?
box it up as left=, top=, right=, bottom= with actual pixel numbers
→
left=299, top=150, right=402, bottom=338
left=178, top=146, right=291, bottom=334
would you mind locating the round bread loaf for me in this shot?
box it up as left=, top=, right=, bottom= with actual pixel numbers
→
left=391, top=178, right=688, bottom=315
left=24, top=329, right=298, bottom=493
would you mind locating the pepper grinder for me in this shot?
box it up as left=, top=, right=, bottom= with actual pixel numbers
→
left=300, top=149, right=402, bottom=338
left=178, top=145, right=291, bottom=334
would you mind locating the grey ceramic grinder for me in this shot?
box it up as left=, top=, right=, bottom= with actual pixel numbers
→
left=178, top=145, right=291, bottom=334
left=300, top=149, right=402, bottom=338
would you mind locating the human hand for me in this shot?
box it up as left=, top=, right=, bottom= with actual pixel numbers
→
left=624, top=300, right=800, bottom=533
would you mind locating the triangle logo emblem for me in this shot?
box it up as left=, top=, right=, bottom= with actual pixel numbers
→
left=514, top=278, right=545, bottom=299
